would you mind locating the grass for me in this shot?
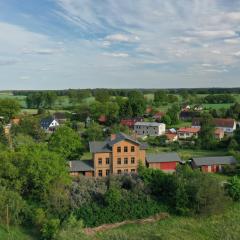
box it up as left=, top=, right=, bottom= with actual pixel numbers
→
left=94, top=203, right=240, bottom=240
left=0, top=225, right=37, bottom=240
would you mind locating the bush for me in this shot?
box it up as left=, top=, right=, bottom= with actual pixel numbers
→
left=226, top=176, right=240, bottom=201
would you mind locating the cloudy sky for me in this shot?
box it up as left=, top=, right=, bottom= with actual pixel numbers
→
left=1, top=0, right=240, bottom=89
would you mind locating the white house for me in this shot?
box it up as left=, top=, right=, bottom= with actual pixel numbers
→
left=192, top=118, right=236, bottom=134
left=40, top=117, right=59, bottom=132
left=134, top=122, right=166, bottom=137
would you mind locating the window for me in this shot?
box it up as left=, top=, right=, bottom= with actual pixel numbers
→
left=106, top=158, right=110, bottom=165
left=124, top=158, right=128, bottom=164
left=131, top=146, right=135, bottom=152
left=131, top=157, right=135, bottom=164
left=106, top=170, right=110, bottom=176
left=98, top=170, right=102, bottom=177
left=131, top=169, right=136, bottom=173
left=98, top=158, right=102, bottom=165
left=117, top=158, right=121, bottom=165
left=117, top=170, right=122, bottom=175
left=124, top=169, right=128, bottom=173
left=117, top=147, right=121, bottom=153
left=124, top=146, right=128, bottom=152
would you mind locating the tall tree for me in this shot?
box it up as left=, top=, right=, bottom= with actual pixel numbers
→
left=48, top=126, right=82, bottom=160
left=128, top=91, right=146, bottom=117
left=199, top=113, right=216, bottom=149
left=0, top=99, right=21, bottom=122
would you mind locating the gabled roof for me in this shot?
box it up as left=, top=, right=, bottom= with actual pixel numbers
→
left=69, top=160, right=94, bottom=172
left=192, top=156, right=237, bottom=167
left=89, top=141, right=112, bottom=153
left=192, top=118, right=235, bottom=128
left=89, top=133, right=147, bottom=153
left=40, top=116, right=57, bottom=127
left=178, top=127, right=200, bottom=133
left=108, top=132, right=141, bottom=147
left=146, top=152, right=182, bottom=163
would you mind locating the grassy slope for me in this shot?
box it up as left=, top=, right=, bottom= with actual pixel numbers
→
left=95, top=203, right=240, bottom=240
left=0, top=225, right=36, bottom=240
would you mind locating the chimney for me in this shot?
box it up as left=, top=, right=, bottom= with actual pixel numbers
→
left=111, top=134, right=116, bottom=140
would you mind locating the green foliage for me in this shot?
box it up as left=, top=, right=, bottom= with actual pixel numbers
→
left=0, top=124, right=8, bottom=146
left=0, top=99, right=21, bottom=122
left=226, top=176, right=240, bottom=201
left=139, top=165, right=230, bottom=216
left=166, top=104, right=180, bottom=125
left=199, top=113, right=217, bottom=150
left=26, top=92, right=57, bottom=109
left=73, top=175, right=164, bottom=227
left=48, top=126, right=83, bottom=160
left=95, top=90, right=110, bottom=103
left=84, top=122, right=104, bottom=141
left=11, top=116, right=46, bottom=141
left=0, top=187, right=26, bottom=225
left=203, top=94, right=235, bottom=104
left=128, top=91, right=146, bottom=117
left=41, top=218, right=60, bottom=240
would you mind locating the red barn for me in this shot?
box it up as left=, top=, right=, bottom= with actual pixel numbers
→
left=191, top=156, right=237, bottom=173
left=146, top=152, right=182, bottom=173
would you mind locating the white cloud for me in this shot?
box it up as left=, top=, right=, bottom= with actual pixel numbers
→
left=188, top=30, right=237, bottom=39
left=103, top=52, right=129, bottom=58
left=224, top=38, right=240, bottom=44
left=105, top=34, right=140, bottom=43
left=233, top=51, right=240, bottom=57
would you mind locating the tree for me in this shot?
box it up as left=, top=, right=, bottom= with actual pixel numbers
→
left=161, top=114, right=172, bottom=125
left=128, top=91, right=146, bottom=117
left=154, top=91, right=168, bottom=104
left=0, top=99, right=20, bottom=122
left=226, top=176, right=240, bottom=201
left=228, top=138, right=239, bottom=151
left=199, top=113, right=216, bottom=149
left=11, top=116, right=46, bottom=141
left=0, top=123, right=8, bottom=146
left=166, top=104, right=180, bottom=125
left=95, top=90, right=110, bottom=103
left=84, top=123, right=104, bottom=141
left=48, top=126, right=82, bottom=160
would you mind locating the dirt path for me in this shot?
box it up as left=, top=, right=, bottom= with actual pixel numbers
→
left=84, top=212, right=169, bottom=235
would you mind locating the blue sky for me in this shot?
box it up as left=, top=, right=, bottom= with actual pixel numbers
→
left=1, top=0, right=240, bottom=89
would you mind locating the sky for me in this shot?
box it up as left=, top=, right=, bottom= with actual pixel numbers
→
left=1, top=0, right=240, bottom=89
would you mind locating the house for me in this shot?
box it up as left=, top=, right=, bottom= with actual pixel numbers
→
left=181, top=104, right=191, bottom=112
left=40, top=117, right=59, bottom=132
left=53, top=112, right=67, bottom=124
left=69, top=160, right=94, bottom=177
left=191, top=156, right=237, bottom=173
left=80, top=133, right=148, bottom=177
left=134, top=122, right=166, bottom=137
left=146, top=152, right=182, bottom=173
left=120, top=117, right=144, bottom=128
left=192, top=118, right=236, bottom=134
left=165, top=132, right=178, bottom=142
left=11, top=117, right=21, bottom=125
left=179, top=111, right=200, bottom=121
left=193, top=105, right=203, bottom=111
left=153, top=112, right=165, bottom=121
left=98, top=115, right=107, bottom=124
left=177, top=127, right=200, bottom=140
left=214, top=128, right=224, bottom=140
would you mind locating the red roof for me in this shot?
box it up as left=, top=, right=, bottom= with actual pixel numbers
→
left=192, top=118, right=235, bottom=128
left=98, top=115, right=107, bottom=123
left=165, top=133, right=177, bottom=141
left=178, top=127, right=200, bottom=133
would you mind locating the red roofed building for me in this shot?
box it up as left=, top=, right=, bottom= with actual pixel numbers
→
left=120, top=117, right=144, bottom=128
left=98, top=115, right=107, bottom=124
left=153, top=112, right=165, bottom=121
left=177, top=127, right=200, bottom=140
left=214, top=128, right=224, bottom=140
left=192, top=118, right=236, bottom=134
left=165, top=133, right=178, bottom=142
